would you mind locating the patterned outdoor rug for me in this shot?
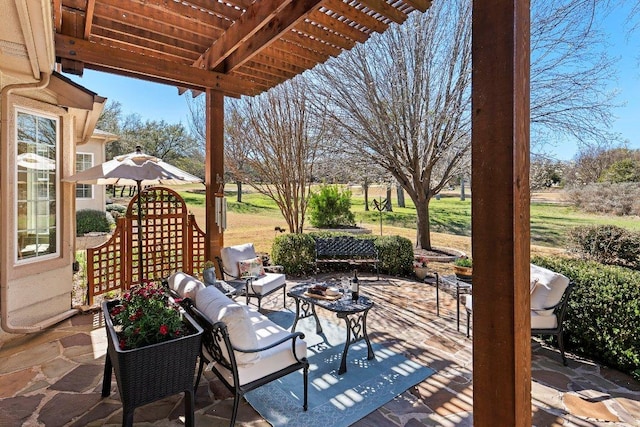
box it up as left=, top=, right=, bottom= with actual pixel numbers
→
left=244, top=311, right=435, bottom=427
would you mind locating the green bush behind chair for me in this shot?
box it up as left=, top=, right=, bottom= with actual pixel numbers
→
left=532, top=255, right=640, bottom=380
left=271, top=233, right=413, bottom=277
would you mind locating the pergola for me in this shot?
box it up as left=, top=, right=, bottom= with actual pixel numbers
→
left=54, top=0, right=531, bottom=425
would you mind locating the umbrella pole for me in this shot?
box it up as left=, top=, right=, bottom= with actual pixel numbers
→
left=137, top=181, right=144, bottom=281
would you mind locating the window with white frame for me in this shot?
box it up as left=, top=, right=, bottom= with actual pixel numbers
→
left=75, top=152, right=94, bottom=198
left=16, top=110, right=59, bottom=261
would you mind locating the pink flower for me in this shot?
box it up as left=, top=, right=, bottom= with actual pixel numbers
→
left=119, top=339, right=127, bottom=349
left=159, top=324, right=169, bottom=335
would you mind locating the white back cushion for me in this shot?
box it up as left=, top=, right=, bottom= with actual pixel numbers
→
left=195, top=286, right=260, bottom=365
left=530, top=264, right=570, bottom=315
left=167, top=272, right=205, bottom=300
left=220, top=243, right=257, bottom=278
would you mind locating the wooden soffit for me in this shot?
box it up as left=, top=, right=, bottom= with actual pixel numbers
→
left=53, top=0, right=432, bottom=96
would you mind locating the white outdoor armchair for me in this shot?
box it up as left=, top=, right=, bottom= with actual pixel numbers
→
left=216, top=243, right=287, bottom=311
left=465, top=264, right=574, bottom=365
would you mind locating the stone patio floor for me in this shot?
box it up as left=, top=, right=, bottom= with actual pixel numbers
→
left=1, top=274, right=638, bottom=426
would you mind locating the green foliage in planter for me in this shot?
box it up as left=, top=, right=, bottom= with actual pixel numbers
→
left=76, top=209, right=111, bottom=236
left=108, top=282, right=188, bottom=350
left=271, top=233, right=316, bottom=276
left=374, top=235, right=413, bottom=276
left=532, top=255, right=640, bottom=379
left=308, top=184, right=355, bottom=228
left=454, top=256, right=473, bottom=268
left=567, top=225, right=640, bottom=269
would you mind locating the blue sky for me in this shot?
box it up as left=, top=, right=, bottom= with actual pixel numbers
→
left=67, top=4, right=639, bottom=162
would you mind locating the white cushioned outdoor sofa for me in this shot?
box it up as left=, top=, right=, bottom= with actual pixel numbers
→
left=166, top=272, right=308, bottom=426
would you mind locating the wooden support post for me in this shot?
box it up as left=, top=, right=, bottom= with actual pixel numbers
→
left=471, top=0, right=531, bottom=425
left=205, top=89, right=225, bottom=262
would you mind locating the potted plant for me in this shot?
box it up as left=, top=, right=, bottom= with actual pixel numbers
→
left=413, top=254, right=431, bottom=280
left=101, top=281, right=203, bottom=427
left=202, top=259, right=217, bottom=285
left=453, top=256, right=473, bottom=282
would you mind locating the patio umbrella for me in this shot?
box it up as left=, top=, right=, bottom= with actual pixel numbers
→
left=17, top=152, right=57, bottom=170
left=64, top=146, right=203, bottom=278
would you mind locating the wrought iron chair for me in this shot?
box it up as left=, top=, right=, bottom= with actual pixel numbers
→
left=216, top=243, right=286, bottom=311
left=466, top=280, right=574, bottom=366
left=178, top=293, right=309, bottom=427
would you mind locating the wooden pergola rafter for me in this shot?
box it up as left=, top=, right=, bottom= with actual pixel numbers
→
left=54, top=0, right=428, bottom=96
left=53, top=0, right=532, bottom=425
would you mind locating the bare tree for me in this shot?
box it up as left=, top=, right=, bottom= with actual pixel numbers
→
left=313, top=0, right=619, bottom=250
left=530, top=0, right=620, bottom=150
left=230, top=79, right=327, bottom=233
left=188, top=93, right=255, bottom=202
left=313, top=0, right=472, bottom=250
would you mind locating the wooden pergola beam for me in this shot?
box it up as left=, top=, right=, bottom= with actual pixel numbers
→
left=197, top=0, right=324, bottom=73
left=83, top=0, right=95, bottom=39
left=357, top=0, right=408, bottom=24
left=205, top=90, right=225, bottom=262
left=321, top=0, right=388, bottom=34
left=471, top=0, right=531, bottom=425
left=195, top=0, right=294, bottom=71
left=55, top=34, right=258, bottom=96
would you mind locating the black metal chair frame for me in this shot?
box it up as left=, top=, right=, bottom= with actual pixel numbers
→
left=531, top=281, right=575, bottom=366
left=179, top=298, right=309, bottom=426
left=466, top=281, right=574, bottom=366
left=215, top=256, right=286, bottom=311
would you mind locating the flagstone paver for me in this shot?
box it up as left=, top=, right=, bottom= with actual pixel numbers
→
left=563, top=393, right=621, bottom=422
left=38, top=392, right=104, bottom=426
left=0, top=368, right=38, bottom=397
left=0, top=274, right=638, bottom=426
left=0, top=394, right=44, bottom=425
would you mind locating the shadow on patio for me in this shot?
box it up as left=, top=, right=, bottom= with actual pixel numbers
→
left=1, top=275, right=638, bottom=426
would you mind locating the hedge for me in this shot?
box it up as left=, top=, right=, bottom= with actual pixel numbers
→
left=532, top=255, right=640, bottom=380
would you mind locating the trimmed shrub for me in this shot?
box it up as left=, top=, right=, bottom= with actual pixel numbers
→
left=271, top=233, right=316, bottom=276
left=567, top=225, right=640, bottom=269
left=271, top=232, right=413, bottom=277
left=308, top=185, right=355, bottom=228
left=76, top=209, right=111, bottom=236
left=532, top=255, right=640, bottom=379
left=375, top=235, right=414, bottom=276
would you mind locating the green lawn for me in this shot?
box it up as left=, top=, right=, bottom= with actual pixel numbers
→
left=176, top=187, right=640, bottom=249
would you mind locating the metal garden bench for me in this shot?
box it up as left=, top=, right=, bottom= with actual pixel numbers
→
left=314, top=236, right=379, bottom=279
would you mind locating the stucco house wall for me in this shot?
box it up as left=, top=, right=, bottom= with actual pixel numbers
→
left=75, top=130, right=118, bottom=212
left=0, top=0, right=105, bottom=339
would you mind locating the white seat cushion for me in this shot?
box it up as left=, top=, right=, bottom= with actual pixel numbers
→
left=195, top=286, right=260, bottom=365
left=465, top=295, right=473, bottom=311
left=530, top=264, right=570, bottom=315
left=167, top=271, right=206, bottom=300
left=221, top=243, right=258, bottom=279
left=531, top=310, right=559, bottom=329
left=246, top=272, right=286, bottom=296
left=466, top=295, right=561, bottom=330
left=208, top=309, right=307, bottom=387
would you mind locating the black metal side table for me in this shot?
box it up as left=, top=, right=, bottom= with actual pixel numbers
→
left=436, top=275, right=472, bottom=332
left=288, top=283, right=375, bottom=374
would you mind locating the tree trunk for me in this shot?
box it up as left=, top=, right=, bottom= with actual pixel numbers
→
left=460, top=177, right=466, bottom=201
left=415, top=199, right=432, bottom=250
left=385, top=187, right=393, bottom=211
left=363, top=182, right=370, bottom=211
left=396, top=184, right=405, bottom=207
left=236, top=180, right=242, bottom=203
